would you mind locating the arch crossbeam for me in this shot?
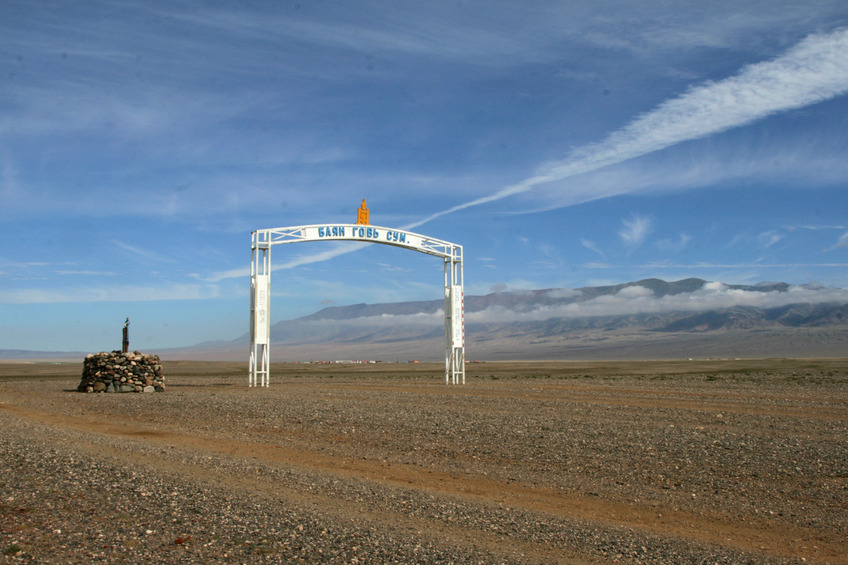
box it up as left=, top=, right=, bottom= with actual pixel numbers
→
left=249, top=224, right=464, bottom=387
left=255, top=224, right=459, bottom=259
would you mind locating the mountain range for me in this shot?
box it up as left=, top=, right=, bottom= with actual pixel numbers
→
left=232, top=277, right=848, bottom=361
left=4, top=278, right=846, bottom=361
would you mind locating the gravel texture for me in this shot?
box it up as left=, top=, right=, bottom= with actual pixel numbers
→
left=1, top=359, right=847, bottom=564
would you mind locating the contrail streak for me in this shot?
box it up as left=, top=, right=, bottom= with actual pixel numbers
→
left=405, top=27, right=848, bottom=230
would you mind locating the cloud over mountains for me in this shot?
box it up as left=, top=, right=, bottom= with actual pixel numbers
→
left=236, top=277, right=848, bottom=361
left=289, top=278, right=848, bottom=327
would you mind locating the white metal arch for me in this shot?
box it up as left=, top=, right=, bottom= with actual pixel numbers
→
left=250, top=224, right=464, bottom=387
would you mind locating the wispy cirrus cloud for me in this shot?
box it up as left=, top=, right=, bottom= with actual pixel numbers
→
left=56, top=270, right=117, bottom=277
left=786, top=224, right=847, bottom=232
left=204, top=241, right=370, bottom=283
left=408, top=27, right=848, bottom=229
left=656, top=233, right=691, bottom=252
left=580, top=238, right=605, bottom=258
left=758, top=230, right=785, bottom=248
left=0, top=283, right=219, bottom=304
left=828, top=231, right=848, bottom=251
left=113, top=240, right=176, bottom=263
left=619, top=215, right=652, bottom=248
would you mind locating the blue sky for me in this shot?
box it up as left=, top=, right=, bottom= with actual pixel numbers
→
left=2, top=1, right=848, bottom=352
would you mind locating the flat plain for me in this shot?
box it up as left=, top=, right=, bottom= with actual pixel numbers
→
left=1, top=359, right=847, bottom=564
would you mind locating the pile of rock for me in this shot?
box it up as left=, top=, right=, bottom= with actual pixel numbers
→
left=78, top=351, right=165, bottom=393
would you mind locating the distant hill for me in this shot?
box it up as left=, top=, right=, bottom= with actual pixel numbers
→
left=0, top=349, right=86, bottom=361
left=252, top=278, right=847, bottom=361
left=4, top=278, right=846, bottom=361
left=287, top=278, right=792, bottom=327
left=657, top=303, right=848, bottom=332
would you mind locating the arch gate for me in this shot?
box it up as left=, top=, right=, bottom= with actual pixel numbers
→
left=250, top=224, right=464, bottom=386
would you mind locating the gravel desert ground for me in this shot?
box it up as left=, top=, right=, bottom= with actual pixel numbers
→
left=2, top=359, right=847, bottom=564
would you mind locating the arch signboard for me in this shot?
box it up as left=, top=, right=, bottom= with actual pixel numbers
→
left=250, top=223, right=464, bottom=386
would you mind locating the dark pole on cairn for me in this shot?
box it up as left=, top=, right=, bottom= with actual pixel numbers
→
left=122, top=317, right=130, bottom=353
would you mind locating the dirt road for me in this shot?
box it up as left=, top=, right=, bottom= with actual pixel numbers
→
left=2, top=360, right=846, bottom=563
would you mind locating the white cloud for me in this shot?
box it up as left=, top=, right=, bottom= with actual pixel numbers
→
left=466, top=282, right=848, bottom=324
left=580, top=238, right=605, bottom=257
left=829, top=231, right=848, bottom=251
left=204, top=241, right=368, bottom=283
left=113, top=240, right=176, bottom=263
left=487, top=281, right=539, bottom=294
left=547, top=288, right=583, bottom=300
left=639, top=261, right=848, bottom=270
left=788, top=224, right=847, bottom=231
left=304, top=310, right=444, bottom=328
left=509, top=141, right=848, bottom=216
left=619, top=215, right=652, bottom=248
left=202, top=266, right=249, bottom=283
left=294, top=280, right=848, bottom=327
left=758, top=230, right=785, bottom=248
left=656, top=233, right=691, bottom=252
left=56, top=270, right=117, bottom=277
left=0, top=283, right=220, bottom=304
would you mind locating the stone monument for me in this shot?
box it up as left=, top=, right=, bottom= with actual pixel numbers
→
left=77, top=319, right=165, bottom=393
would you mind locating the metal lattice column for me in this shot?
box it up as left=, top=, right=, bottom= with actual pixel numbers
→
left=444, top=244, right=465, bottom=384
left=249, top=231, right=271, bottom=387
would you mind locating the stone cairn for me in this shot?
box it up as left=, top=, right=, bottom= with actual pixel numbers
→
left=78, top=350, right=165, bottom=393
